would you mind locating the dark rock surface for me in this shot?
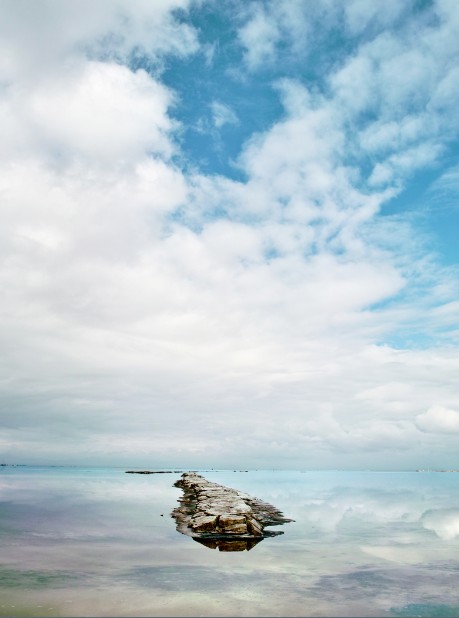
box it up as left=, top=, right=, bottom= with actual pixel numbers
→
left=171, top=472, right=294, bottom=551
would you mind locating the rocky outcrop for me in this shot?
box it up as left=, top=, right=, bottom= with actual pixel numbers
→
left=126, top=470, right=183, bottom=474
left=171, top=472, right=293, bottom=551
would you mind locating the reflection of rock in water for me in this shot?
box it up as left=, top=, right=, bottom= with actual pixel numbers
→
left=194, top=537, right=263, bottom=552
left=171, top=472, right=294, bottom=552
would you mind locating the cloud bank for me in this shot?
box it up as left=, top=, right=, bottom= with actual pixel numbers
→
left=1, top=0, right=459, bottom=468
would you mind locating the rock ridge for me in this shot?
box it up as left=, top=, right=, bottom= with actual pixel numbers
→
left=171, top=472, right=293, bottom=551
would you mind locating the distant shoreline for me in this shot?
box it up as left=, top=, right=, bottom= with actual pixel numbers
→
left=416, top=469, right=459, bottom=473
left=2, top=464, right=459, bottom=473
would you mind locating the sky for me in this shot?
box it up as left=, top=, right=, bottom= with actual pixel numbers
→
left=1, top=0, right=459, bottom=470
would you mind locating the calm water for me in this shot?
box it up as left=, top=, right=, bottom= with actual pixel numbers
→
left=1, top=468, right=459, bottom=617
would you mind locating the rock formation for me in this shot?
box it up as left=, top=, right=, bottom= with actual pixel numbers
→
left=171, top=472, right=293, bottom=551
left=126, top=470, right=182, bottom=474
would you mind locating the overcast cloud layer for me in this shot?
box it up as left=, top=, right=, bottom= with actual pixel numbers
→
left=1, top=0, right=459, bottom=469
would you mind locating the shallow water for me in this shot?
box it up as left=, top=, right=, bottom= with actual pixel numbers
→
left=1, top=467, right=459, bottom=617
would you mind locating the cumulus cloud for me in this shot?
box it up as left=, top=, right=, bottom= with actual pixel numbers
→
left=0, top=62, right=176, bottom=167
left=238, top=4, right=282, bottom=70
left=239, top=0, right=459, bottom=185
left=344, top=0, right=409, bottom=35
left=0, top=0, right=197, bottom=82
left=415, top=406, right=459, bottom=434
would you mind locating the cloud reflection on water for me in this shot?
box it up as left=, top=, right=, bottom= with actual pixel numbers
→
left=422, top=508, right=459, bottom=540
left=1, top=469, right=459, bottom=616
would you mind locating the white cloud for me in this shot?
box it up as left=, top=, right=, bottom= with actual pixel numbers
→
left=344, top=0, right=409, bottom=35
left=210, top=101, right=239, bottom=129
left=0, top=62, right=175, bottom=167
left=0, top=0, right=198, bottom=83
left=415, top=405, right=459, bottom=434
left=238, top=0, right=459, bottom=186
left=238, top=5, right=281, bottom=70
left=427, top=164, right=459, bottom=207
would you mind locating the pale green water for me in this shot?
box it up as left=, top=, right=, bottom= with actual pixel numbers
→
left=1, top=467, right=459, bottom=616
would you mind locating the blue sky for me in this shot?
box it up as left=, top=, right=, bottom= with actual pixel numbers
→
left=0, top=0, right=458, bottom=469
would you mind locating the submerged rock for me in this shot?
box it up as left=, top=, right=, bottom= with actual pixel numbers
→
left=171, top=472, right=294, bottom=551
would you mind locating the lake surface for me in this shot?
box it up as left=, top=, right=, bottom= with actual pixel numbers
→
left=1, top=467, right=459, bottom=617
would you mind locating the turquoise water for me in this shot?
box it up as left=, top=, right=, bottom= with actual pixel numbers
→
left=1, top=468, right=459, bottom=617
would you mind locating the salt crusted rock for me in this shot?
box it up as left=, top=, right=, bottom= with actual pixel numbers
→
left=171, top=472, right=293, bottom=551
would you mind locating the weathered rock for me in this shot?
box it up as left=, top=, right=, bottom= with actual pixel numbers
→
left=190, top=515, right=218, bottom=532
left=246, top=516, right=263, bottom=536
left=171, top=472, right=294, bottom=551
left=218, top=514, right=248, bottom=534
